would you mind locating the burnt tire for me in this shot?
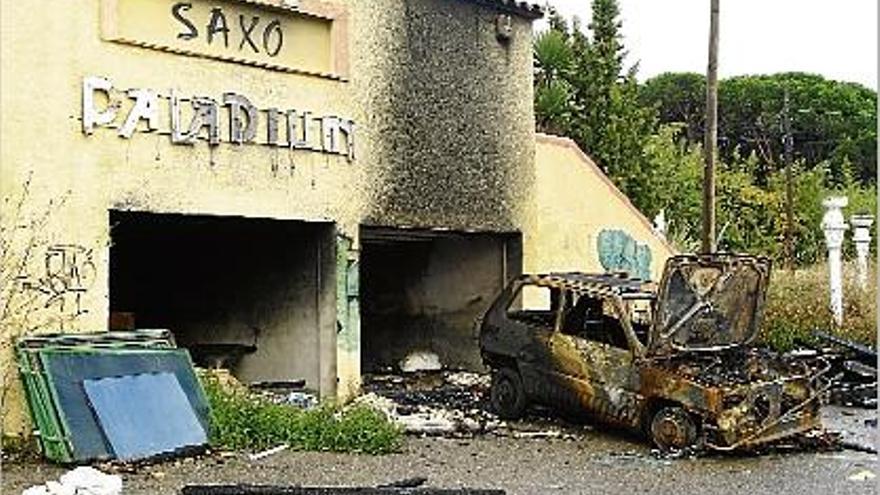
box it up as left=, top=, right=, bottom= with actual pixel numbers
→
left=490, top=367, right=526, bottom=419
left=649, top=406, right=698, bottom=452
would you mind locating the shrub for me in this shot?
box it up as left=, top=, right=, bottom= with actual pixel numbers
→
left=199, top=374, right=402, bottom=455
left=759, top=261, right=877, bottom=352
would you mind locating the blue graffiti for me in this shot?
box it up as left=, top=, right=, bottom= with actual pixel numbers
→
left=597, top=229, right=652, bottom=281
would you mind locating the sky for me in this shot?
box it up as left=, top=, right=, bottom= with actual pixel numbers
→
left=537, top=0, right=878, bottom=89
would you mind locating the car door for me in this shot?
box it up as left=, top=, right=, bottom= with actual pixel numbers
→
left=549, top=293, right=642, bottom=427
left=499, top=282, right=560, bottom=405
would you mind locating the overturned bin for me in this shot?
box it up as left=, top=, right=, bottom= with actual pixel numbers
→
left=16, top=330, right=211, bottom=463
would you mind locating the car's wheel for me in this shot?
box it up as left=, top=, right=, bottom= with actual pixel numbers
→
left=490, top=367, right=527, bottom=419
left=649, top=406, right=698, bottom=452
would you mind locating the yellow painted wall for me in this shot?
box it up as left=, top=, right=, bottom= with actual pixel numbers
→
left=0, top=0, right=362, bottom=437
left=525, top=134, right=677, bottom=281
left=0, top=0, right=538, bottom=436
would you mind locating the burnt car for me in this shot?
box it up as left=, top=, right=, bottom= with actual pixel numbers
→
left=478, top=254, right=828, bottom=451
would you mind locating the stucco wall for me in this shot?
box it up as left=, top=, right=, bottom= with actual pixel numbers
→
left=525, top=134, right=677, bottom=281
left=0, top=0, right=366, bottom=435
left=365, top=0, right=536, bottom=231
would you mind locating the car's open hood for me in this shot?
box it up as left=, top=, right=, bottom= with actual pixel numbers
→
left=648, top=254, right=771, bottom=356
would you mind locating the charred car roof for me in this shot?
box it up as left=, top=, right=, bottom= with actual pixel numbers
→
left=517, top=272, right=656, bottom=299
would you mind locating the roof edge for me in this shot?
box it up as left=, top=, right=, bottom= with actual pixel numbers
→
left=457, top=0, right=545, bottom=20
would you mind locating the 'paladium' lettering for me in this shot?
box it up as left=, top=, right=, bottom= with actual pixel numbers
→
left=171, top=2, right=286, bottom=57
left=81, top=76, right=356, bottom=161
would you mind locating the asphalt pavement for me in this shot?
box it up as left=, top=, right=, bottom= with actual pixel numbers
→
left=3, top=406, right=876, bottom=495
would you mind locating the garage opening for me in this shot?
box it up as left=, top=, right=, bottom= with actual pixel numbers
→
left=359, top=227, right=522, bottom=373
left=109, top=210, right=335, bottom=392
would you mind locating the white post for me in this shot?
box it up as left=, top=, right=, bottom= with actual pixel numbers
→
left=653, top=210, right=667, bottom=239
left=821, top=197, right=848, bottom=326
left=850, top=214, right=874, bottom=290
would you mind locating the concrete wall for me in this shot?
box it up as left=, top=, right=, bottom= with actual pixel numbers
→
left=525, top=134, right=677, bottom=281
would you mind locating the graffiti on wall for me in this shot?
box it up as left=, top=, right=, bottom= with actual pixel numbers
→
left=597, top=229, right=652, bottom=281
left=19, top=244, right=96, bottom=318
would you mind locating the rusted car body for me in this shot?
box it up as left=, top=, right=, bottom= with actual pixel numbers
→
left=479, top=254, right=828, bottom=451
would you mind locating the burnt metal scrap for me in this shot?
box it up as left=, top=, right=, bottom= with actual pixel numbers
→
left=809, top=330, right=877, bottom=409
left=478, top=254, right=830, bottom=453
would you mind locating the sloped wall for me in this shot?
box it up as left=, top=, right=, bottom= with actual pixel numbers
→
left=526, top=134, right=677, bottom=282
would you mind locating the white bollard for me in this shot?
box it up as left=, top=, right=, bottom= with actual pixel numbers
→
left=850, top=214, right=874, bottom=290
left=821, top=197, right=849, bottom=326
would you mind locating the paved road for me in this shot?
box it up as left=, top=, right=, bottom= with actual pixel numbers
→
left=4, top=407, right=876, bottom=495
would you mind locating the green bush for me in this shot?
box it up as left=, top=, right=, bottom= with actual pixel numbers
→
left=759, top=261, right=877, bottom=352
left=200, top=374, right=402, bottom=455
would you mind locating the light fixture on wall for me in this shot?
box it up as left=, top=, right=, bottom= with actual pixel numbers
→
left=495, top=14, right=513, bottom=43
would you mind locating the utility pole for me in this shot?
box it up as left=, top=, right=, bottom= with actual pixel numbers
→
left=782, top=89, right=795, bottom=269
left=702, top=0, right=720, bottom=253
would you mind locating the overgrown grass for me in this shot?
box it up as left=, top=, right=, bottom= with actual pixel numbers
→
left=759, top=261, right=877, bottom=352
left=199, top=374, right=402, bottom=455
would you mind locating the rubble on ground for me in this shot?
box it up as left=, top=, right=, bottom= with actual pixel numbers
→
left=359, top=371, right=503, bottom=436
left=22, top=467, right=122, bottom=495
left=399, top=351, right=443, bottom=373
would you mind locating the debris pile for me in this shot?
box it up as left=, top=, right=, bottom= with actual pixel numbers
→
left=251, top=385, right=318, bottom=409
left=810, top=330, right=877, bottom=409
left=359, top=371, right=501, bottom=436
left=22, top=467, right=122, bottom=495
left=181, top=484, right=505, bottom=494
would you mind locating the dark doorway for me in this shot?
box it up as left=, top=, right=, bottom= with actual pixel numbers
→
left=359, top=227, right=521, bottom=373
left=109, top=210, right=335, bottom=390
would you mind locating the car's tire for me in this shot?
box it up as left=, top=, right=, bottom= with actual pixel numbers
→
left=490, top=367, right=527, bottom=419
left=649, top=406, right=698, bottom=452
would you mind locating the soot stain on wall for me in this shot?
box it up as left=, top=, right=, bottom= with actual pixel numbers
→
left=366, top=0, right=536, bottom=231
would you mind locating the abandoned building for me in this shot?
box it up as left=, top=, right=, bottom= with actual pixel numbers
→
left=0, top=0, right=674, bottom=435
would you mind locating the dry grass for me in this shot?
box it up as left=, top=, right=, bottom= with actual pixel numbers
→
left=760, top=260, right=877, bottom=351
left=1, top=177, right=72, bottom=436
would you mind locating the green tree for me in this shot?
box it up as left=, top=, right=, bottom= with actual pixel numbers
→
left=640, top=72, right=878, bottom=186
left=534, top=1, right=655, bottom=207
left=534, top=28, right=574, bottom=134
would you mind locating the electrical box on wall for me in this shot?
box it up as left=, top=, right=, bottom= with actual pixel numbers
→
left=495, top=14, right=513, bottom=43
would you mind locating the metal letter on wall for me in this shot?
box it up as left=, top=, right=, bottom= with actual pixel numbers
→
left=338, top=119, right=355, bottom=161
left=118, top=89, right=159, bottom=138
left=171, top=94, right=220, bottom=145
left=82, top=76, right=117, bottom=135
left=286, top=110, right=309, bottom=149
left=321, top=116, right=340, bottom=154
left=223, top=93, right=258, bottom=144
left=266, top=108, right=281, bottom=145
